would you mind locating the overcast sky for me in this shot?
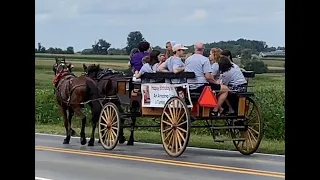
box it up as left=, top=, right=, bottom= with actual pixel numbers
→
left=35, top=0, right=284, bottom=51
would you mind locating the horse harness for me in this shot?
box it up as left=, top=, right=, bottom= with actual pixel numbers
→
left=55, top=74, right=86, bottom=106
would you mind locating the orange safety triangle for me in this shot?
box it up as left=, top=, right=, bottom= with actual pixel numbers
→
left=198, top=86, right=218, bottom=108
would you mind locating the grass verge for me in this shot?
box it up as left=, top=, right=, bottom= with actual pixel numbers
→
left=35, top=123, right=285, bottom=155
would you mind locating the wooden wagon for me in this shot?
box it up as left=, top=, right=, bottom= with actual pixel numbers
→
left=98, top=71, right=263, bottom=157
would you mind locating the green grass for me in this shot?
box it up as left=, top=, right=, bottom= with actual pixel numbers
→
left=35, top=123, right=284, bottom=155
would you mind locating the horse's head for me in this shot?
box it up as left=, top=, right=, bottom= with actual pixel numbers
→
left=83, top=63, right=102, bottom=79
left=53, top=57, right=74, bottom=75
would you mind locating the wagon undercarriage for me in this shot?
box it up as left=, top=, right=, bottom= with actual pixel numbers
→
left=97, top=71, right=263, bottom=157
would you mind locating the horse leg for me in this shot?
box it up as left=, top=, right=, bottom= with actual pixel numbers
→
left=118, top=120, right=126, bottom=144
left=88, top=102, right=101, bottom=146
left=127, top=117, right=136, bottom=146
left=59, top=105, right=71, bottom=144
left=68, top=108, right=76, bottom=136
left=72, top=106, right=87, bottom=145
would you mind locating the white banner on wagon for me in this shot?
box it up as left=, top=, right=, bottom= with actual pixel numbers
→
left=141, top=83, right=193, bottom=108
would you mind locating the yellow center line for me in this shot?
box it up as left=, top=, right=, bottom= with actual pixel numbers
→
left=35, top=146, right=285, bottom=179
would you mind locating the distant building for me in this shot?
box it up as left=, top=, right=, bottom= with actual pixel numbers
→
left=259, top=50, right=285, bottom=58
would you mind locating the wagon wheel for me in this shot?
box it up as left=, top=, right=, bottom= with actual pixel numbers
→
left=161, top=97, right=191, bottom=157
left=98, top=102, right=121, bottom=150
left=231, top=97, right=264, bottom=155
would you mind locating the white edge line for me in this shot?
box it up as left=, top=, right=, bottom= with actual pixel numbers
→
left=35, top=177, right=53, bottom=180
left=34, top=133, right=285, bottom=158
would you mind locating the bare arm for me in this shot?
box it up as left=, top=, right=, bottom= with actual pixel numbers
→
left=205, top=73, right=216, bottom=84
left=157, top=62, right=169, bottom=72
left=173, top=66, right=185, bottom=73
left=135, top=70, right=142, bottom=79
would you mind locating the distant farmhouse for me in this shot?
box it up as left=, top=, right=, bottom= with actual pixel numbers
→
left=259, top=50, right=285, bottom=58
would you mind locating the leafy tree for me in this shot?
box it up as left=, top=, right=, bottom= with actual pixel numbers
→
left=240, top=49, right=252, bottom=66
left=92, top=39, right=111, bottom=55
left=66, top=46, right=74, bottom=54
left=125, top=31, right=145, bottom=54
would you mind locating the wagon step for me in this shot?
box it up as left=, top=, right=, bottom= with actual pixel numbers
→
left=214, top=138, right=246, bottom=142
left=210, top=126, right=245, bottom=130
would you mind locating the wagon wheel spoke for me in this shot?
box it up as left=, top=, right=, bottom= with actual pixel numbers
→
left=164, top=129, right=174, bottom=142
left=112, top=121, right=118, bottom=126
left=101, top=113, right=107, bottom=124
left=172, top=100, right=177, bottom=123
left=105, top=107, right=110, bottom=122
left=176, top=128, right=186, bottom=142
left=163, top=126, right=173, bottom=133
left=168, top=104, right=175, bottom=123
left=167, top=131, right=175, bottom=150
left=110, top=107, right=115, bottom=121
left=246, top=100, right=254, bottom=117
left=111, top=129, right=117, bottom=142
left=100, top=122, right=108, bottom=129
left=111, top=115, right=116, bottom=123
left=162, top=119, right=173, bottom=126
left=176, top=111, right=186, bottom=125
left=177, top=120, right=187, bottom=127
left=101, top=127, right=108, bottom=138
left=174, top=102, right=182, bottom=122
left=247, top=130, right=254, bottom=149
left=103, top=110, right=108, bottom=123
left=248, top=128, right=257, bottom=143
left=164, top=111, right=174, bottom=124
left=248, top=126, right=259, bottom=135
left=177, top=127, right=187, bottom=133
left=111, top=126, right=118, bottom=130
left=174, top=131, right=179, bottom=153
left=104, top=130, right=110, bottom=146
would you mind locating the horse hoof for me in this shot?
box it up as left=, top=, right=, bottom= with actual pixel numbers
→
left=80, top=138, right=87, bottom=145
left=88, top=139, right=95, bottom=146
left=63, top=139, right=70, bottom=144
left=127, top=141, right=134, bottom=146
left=119, top=136, right=126, bottom=144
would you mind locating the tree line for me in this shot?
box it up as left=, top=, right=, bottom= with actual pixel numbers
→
left=35, top=31, right=285, bottom=57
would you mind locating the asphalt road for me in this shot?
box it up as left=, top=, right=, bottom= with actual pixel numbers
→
left=35, top=133, right=285, bottom=180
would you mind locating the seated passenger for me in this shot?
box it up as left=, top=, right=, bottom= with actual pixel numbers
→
left=135, top=50, right=163, bottom=83
left=185, top=42, right=230, bottom=116
left=128, top=48, right=139, bottom=68
left=219, top=56, right=247, bottom=93
left=221, top=50, right=245, bottom=71
left=130, top=41, right=151, bottom=73
left=209, top=48, right=222, bottom=81
left=158, top=44, right=186, bottom=83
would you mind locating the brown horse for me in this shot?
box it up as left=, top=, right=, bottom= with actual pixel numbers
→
left=53, top=61, right=103, bottom=146
left=83, top=64, right=138, bottom=145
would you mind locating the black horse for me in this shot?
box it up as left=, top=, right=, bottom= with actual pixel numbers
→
left=83, top=64, right=138, bottom=145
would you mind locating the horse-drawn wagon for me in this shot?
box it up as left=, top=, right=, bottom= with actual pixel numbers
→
left=97, top=70, right=263, bottom=157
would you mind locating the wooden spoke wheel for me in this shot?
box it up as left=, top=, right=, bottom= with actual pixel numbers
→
left=161, top=97, right=191, bottom=157
left=98, top=102, right=120, bottom=150
left=232, top=97, right=264, bottom=155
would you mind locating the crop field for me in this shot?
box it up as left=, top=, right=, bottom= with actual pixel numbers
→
left=35, top=59, right=285, bottom=154
left=35, top=53, right=285, bottom=73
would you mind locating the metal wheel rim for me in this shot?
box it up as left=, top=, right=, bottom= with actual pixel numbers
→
left=98, top=102, right=120, bottom=150
left=161, top=97, right=191, bottom=157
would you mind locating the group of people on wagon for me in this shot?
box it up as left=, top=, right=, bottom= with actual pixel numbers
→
left=128, top=41, right=247, bottom=116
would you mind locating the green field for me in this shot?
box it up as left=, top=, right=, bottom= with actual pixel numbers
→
left=35, top=60, right=285, bottom=154
left=35, top=53, right=285, bottom=68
